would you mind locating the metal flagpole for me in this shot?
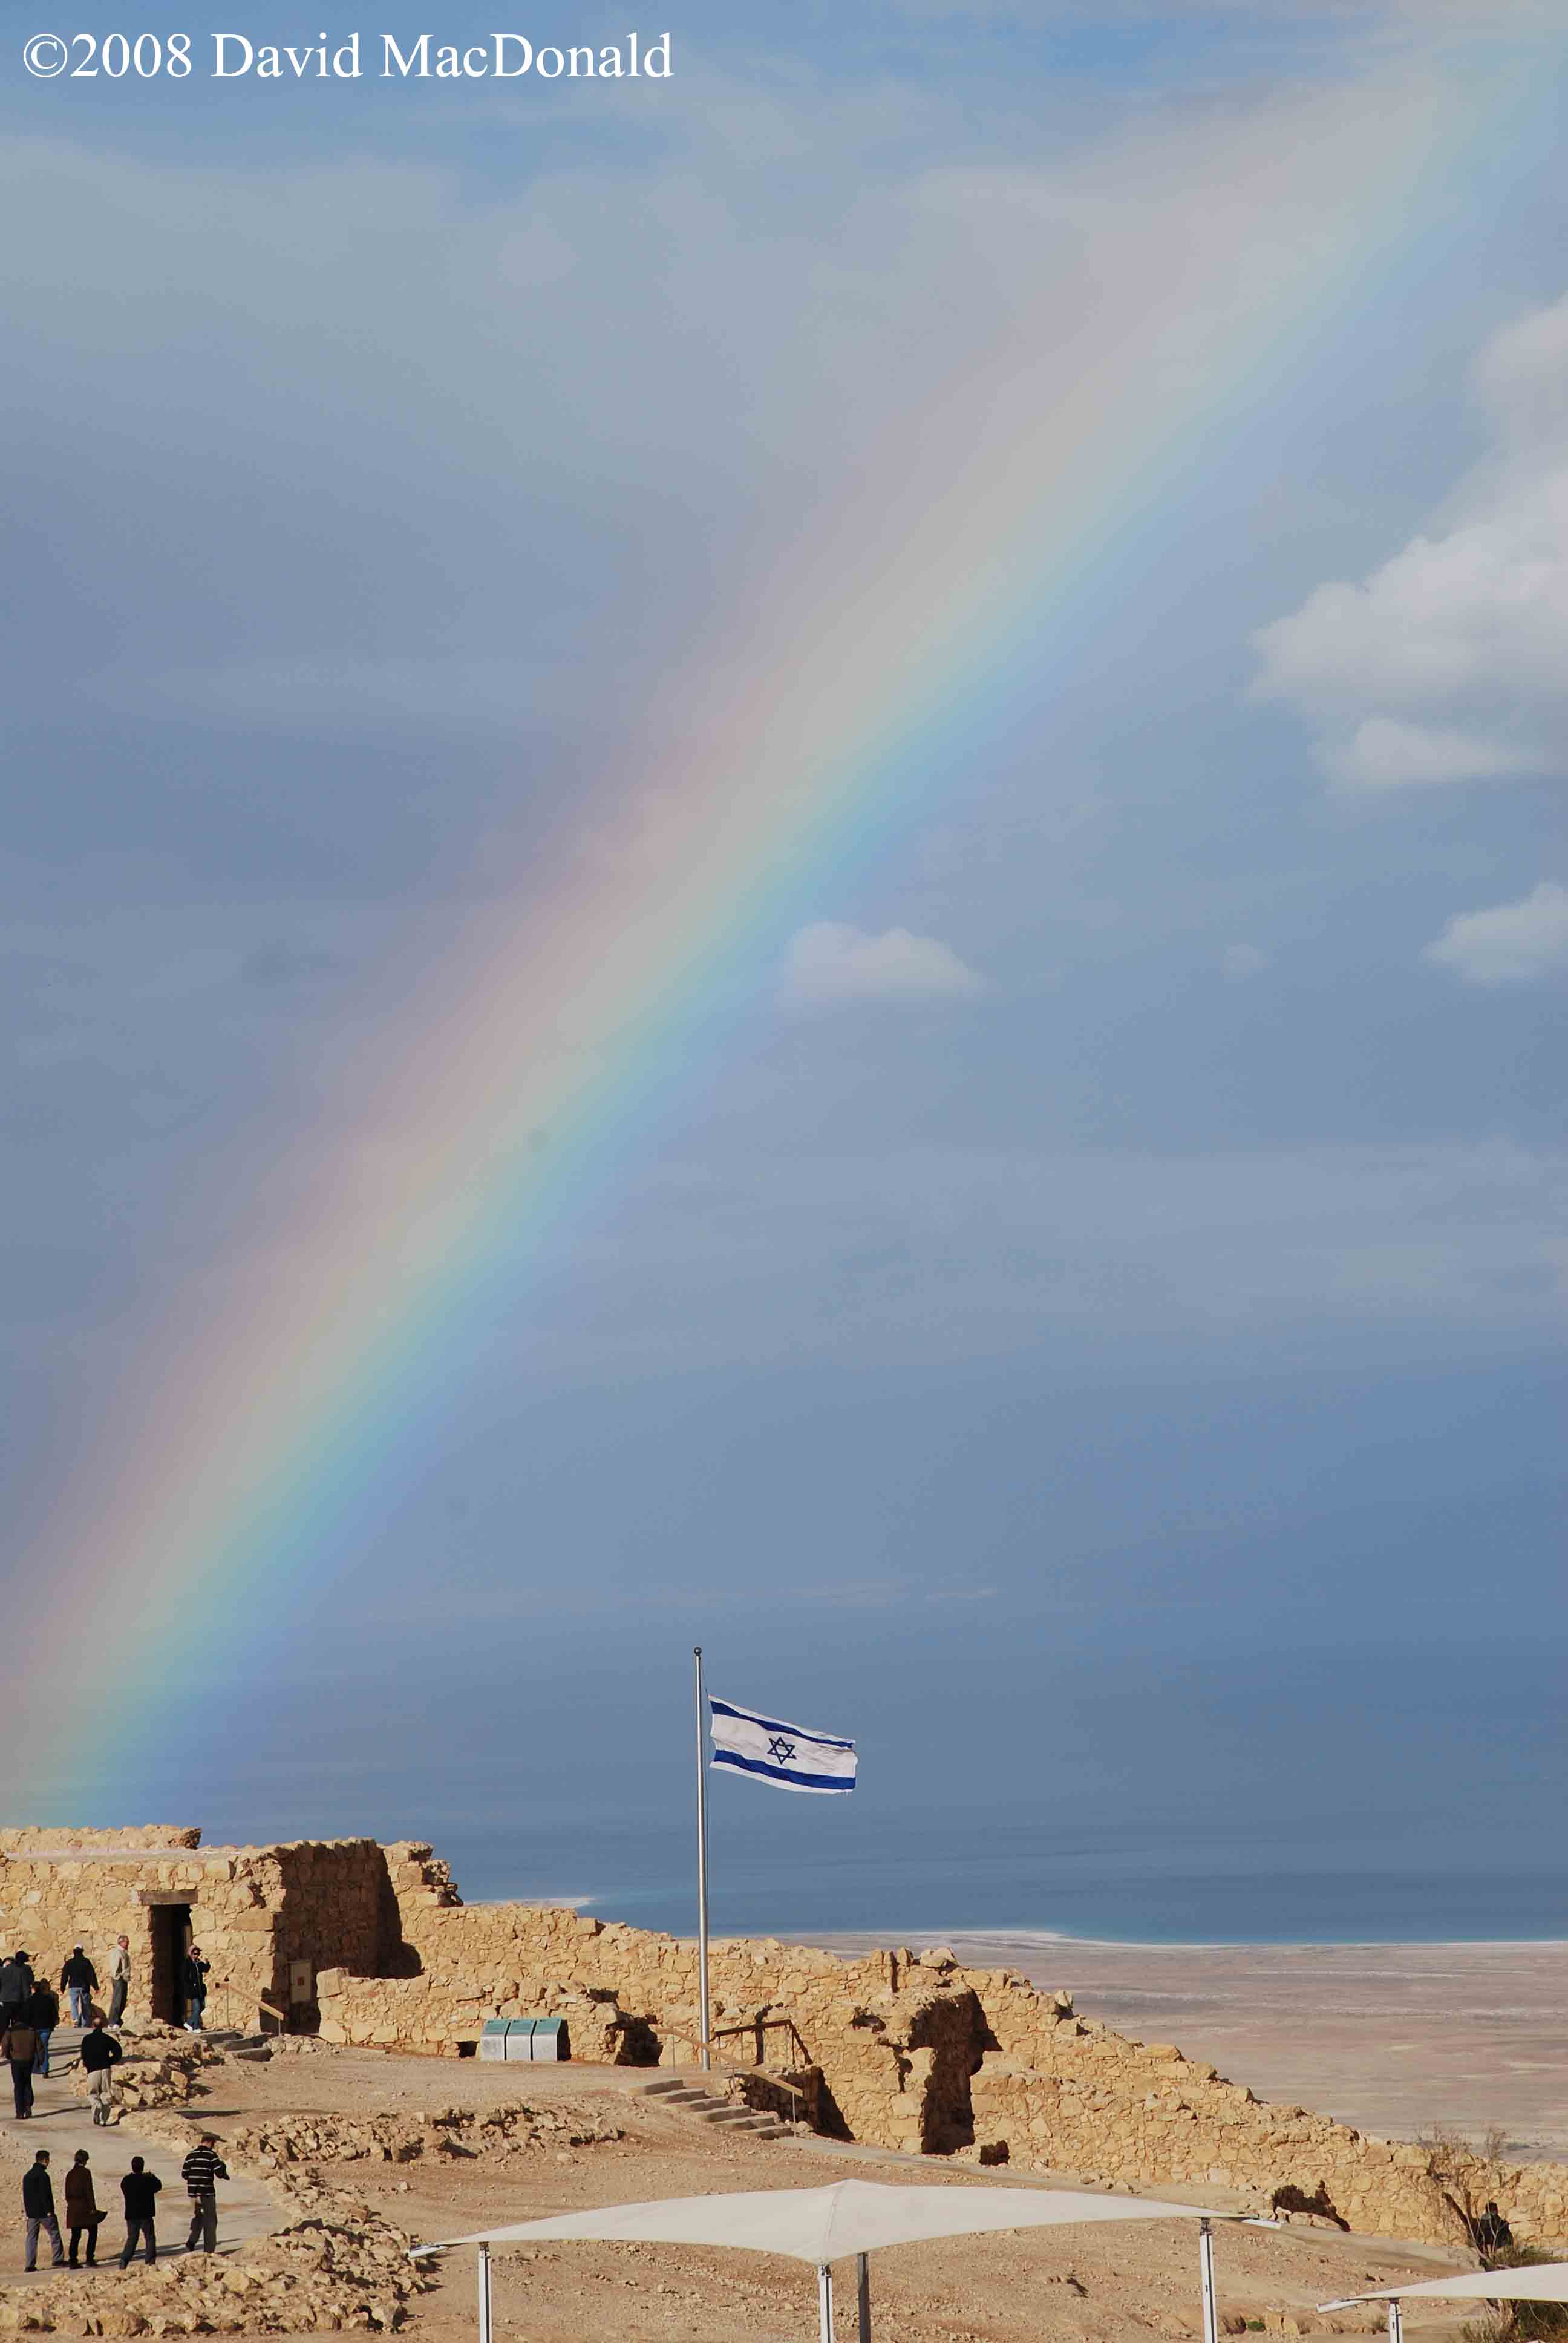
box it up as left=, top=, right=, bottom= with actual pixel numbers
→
left=694, top=1645, right=711, bottom=2074
left=856, top=2252, right=871, bottom=2343
left=1387, top=2303, right=1403, bottom=2343
left=817, top=2264, right=835, bottom=2343
left=475, top=2242, right=493, bottom=2343
left=1198, top=2219, right=1219, bottom=2343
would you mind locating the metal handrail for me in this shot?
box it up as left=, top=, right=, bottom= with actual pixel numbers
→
left=707, top=2018, right=812, bottom=2127
left=710, top=2014, right=811, bottom=2066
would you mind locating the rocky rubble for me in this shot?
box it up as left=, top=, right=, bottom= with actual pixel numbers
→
left=0, top=2189, right=434, bottom=2334
left=68, top=2030, right=225, bottom=2117
left=232, top=2100, right=624, bottom=2174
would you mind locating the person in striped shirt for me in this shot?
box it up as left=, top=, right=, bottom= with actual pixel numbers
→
left=179, top=2136, right=228, bottom=2254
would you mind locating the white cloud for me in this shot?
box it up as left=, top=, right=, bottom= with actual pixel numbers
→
left=1321, top=718, right=1549, bottom=790
left=1424, top=882, right=1568, bottom=985
left=781, top=922, right=987, bottom=1009
left=1254, top=291, right=1568, bottom=789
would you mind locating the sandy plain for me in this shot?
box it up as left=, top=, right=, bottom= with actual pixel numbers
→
left=820, top=1936, right=1568, bottom=2161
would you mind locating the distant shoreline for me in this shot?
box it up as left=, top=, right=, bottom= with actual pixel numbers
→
left=805, top=1927, right=1568, bottom=1953
left=497, top=1893, right=1568, bottom=1953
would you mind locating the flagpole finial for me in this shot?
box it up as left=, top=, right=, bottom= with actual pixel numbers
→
left=693, top=1644, right=702, bottom=1658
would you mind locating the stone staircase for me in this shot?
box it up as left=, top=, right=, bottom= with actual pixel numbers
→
left=638, top=2073, right=795, bottom=2141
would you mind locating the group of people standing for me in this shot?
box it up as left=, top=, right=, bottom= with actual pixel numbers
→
left=21, top=2136, right=229, bottom=2271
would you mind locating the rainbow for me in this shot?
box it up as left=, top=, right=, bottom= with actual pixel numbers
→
left=28, top=48, right=1545, bottom=1806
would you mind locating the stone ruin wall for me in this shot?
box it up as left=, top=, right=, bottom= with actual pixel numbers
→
left=0, top=1827, right=396, bottom=2033
left=318, top=1861, right=1568, bottom=2256
left=11, top=1830, right=1564, bottom=2257
left=0, top=1826, right=203, bottom=1855
left=967, top=1982, right=1568, bottom=2246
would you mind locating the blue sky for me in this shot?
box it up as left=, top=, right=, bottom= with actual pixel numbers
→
left=2, top=1, right=1565, bottom=1927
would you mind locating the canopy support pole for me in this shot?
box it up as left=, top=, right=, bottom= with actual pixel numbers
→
left=694, top=1644, right=711, bottom=2073
left=1388, top=2304, right=1403, bottom=2343
left=1198, top=2218, right=1218, bottom=2343
left=476, top=2242, right=492, bottom=2343
left=818, top=2263, right=835, bottom=2343
left=856, top=2252, right=871, bottom=2343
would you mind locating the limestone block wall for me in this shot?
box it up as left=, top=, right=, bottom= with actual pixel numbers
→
left=967, top=2034, right=1568, bottom=2249
left=319, top=1869, right=1568, bottom=2255
left=0, top=1826, right=202, bottom=1854
left=317, top=1900, right=979, bottom=2154
left=0, top=1846, right=271, bottom=2025
left=0, top=1833, right=398, bottom=2033
left=266, top=1840, right=402, bottom=2030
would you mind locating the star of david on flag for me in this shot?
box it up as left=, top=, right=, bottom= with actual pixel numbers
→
left=709, top=1696, right=857, bottom=1795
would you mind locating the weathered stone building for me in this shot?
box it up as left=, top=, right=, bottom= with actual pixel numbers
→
left=6, top=1825, right=1563, bottom=2256
left=0, top=1826, right=400, bottom=2034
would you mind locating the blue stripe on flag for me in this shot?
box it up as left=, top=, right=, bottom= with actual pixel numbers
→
left=711, top=1749, right=855, bottom=1794
left=708, top=1697, right=856, bottom=1751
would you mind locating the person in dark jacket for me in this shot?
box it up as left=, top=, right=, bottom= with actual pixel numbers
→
left=118, top=2157, right=160, bottom=2266
left=180, top=2135, right=228, bottom=2253
left=22, top=2151, right=64, bottom=2270
left=64, top=2151, right=100, bottom=2266
left=78, top=2018, right=122, bottom=2126
left=0, top=1955, right=29, bottom=2023
left=182, top=1948, right=210, bottom=2031
left=25, top=1982, right=58, bottom=2079
left=60, top=1948, right=97, bottom=2028
left=1, top=2013, right=39, bottom=2118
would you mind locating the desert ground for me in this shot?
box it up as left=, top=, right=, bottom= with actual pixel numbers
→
left=0, top=2024, right=1492, bottom=2343
left=813, top=1939, right=1568, bottom=2163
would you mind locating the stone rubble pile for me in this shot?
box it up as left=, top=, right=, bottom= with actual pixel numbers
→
left=68, top=2030, right=226, bottom=2117
left=232, top=2100, right=623, bottom=2173
left=0, top=2192, right=433, bottom=2334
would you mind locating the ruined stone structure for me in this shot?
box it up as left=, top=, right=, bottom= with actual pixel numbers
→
left=0, top=1827, right=399, bottom=2034
left=7, top=1826, right=1564, bottom=2256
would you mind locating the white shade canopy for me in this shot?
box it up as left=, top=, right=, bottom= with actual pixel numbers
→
left=1322, top=2266, right=1568, bottom=2311
left=419, top=2177, right=1230, bottom=2267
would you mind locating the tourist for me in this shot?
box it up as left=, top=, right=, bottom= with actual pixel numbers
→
left=118, top=2157, right=160, bottom=2267
left=1, top=2007, right=39, bottom=2119
left=22, top=2151, right=64, bottom=2272
left=182, top=1946, right=210, bottom=2032
left=0, top=1952, right=30, bottom=2024
left=60, top=1946, right=97, bottom=2028
left=78, top=2017, right=122, bottom=2125
left=180, top=2134, right=228, bottom=2253
left=26, top=1979, right=58, bottom=2079
left=64, top=2150, right=100, bottom=2267
left=108, top=1937, right=132, bottom=2028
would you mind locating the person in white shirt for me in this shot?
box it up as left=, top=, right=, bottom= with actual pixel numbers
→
left=107, top=1939, right=131, bottom=2028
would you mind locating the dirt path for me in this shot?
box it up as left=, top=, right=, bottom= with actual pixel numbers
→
left=0, top=2029, right=279, bottom=2282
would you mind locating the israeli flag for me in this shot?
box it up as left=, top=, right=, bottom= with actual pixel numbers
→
left=710, top=1697, right=857, bottom=1795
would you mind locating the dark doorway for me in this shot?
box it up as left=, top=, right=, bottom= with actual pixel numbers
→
left=148, top=1904, right=191, bottom=2025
